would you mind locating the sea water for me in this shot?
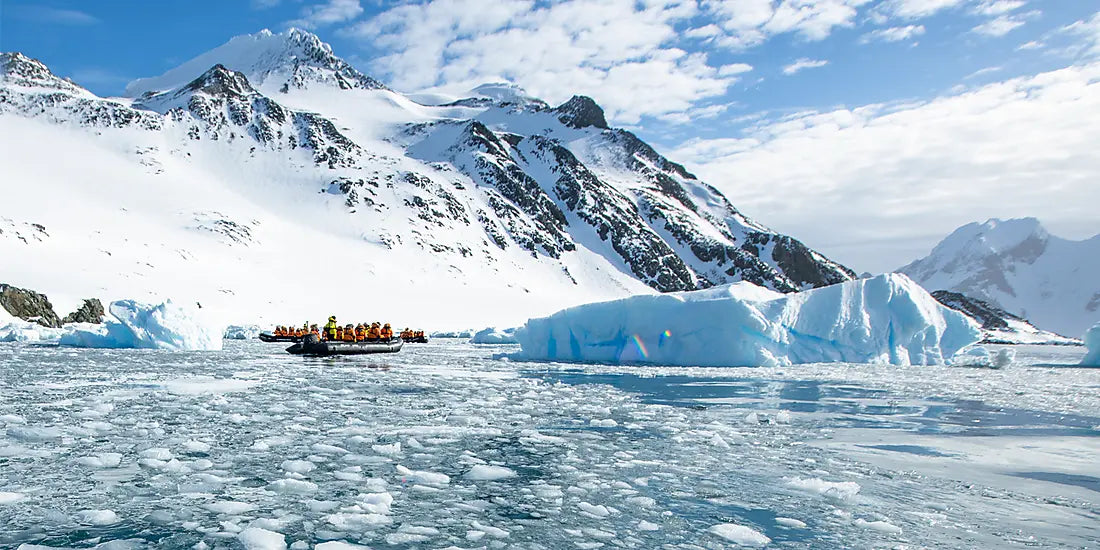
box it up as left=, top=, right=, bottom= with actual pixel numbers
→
left=0, top=341, right=1096, bottom=549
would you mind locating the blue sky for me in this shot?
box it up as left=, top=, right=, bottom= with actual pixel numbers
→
left=2, top=0, right=1099, bottom=272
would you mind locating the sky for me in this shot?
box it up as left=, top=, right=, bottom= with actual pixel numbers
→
left=1, top=0, right=1099, bottom=273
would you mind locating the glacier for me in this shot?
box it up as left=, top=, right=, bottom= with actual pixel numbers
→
left=1082, top=323, right=1100, bottom=367
left=516, top=273, right=981, bottom=366
left=59, top=300, right=223, bottom=351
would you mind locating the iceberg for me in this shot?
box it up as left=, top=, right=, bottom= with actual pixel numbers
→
left=516, top=273, right=980, bottom=367
left=1082, top=323, right=1100, bottom=367
left=471, top=326, right=519, bottom=344
left=0, top=307, right=65, bottom=343
left=223, top=324, right=261, bottom=340
left=60, top=300, right=223, bottom=351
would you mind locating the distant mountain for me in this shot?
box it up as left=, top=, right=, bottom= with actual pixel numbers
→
left=900, top=218, right=1100, bottom=338
left=932, top=290, right=1078, bottom=345
left=0, top=30, right=853, bottom=326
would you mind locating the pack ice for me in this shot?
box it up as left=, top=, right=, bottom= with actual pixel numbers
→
left=1082, top=323, right=1100, bottom=366
left=516, top=273, right=980, bottom=366
left=60, top=300, right=223, bottom=351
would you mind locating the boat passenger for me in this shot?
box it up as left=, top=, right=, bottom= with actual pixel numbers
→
left=343, top=324, right=355, bottom=342
left=381, top=323, right=393, bottom=339
left=355, top=324, right=366, bottom=341
left=324, top=316, right=338, bottom=341
left=310, top=324, right=320, bottom=336
left=368, top=323, right=382, bottom=340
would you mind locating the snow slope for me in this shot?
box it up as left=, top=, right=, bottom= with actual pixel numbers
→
left=516, top=273, right=980, bottom=366
left=0, top=32, right=853, bottom=329
left=900, top=218, right=1100, bottom=337
left=932, top=290, right=1079, bottom=345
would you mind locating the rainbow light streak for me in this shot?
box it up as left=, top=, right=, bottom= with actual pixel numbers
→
left=630, top=334, right=648, bottom=360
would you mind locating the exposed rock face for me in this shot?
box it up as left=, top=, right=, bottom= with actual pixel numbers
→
left=553, top=95, right=609, bottom=130
left=62, top=298, right=105, bottom=324
left=0, top=283, right=61, bottom=327
left=932, top=289, right=1078, bottom=344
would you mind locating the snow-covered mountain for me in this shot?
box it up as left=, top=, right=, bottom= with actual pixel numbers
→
left=931, top=290, right=1078, bottom=345
left=0, top=30, right=853, bottom=328
left=900, top=218, right=1100, bottom=338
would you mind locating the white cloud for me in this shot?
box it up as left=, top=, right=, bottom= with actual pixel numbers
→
left=11, top=6, right=98, bottom=25
left=251, top=0, right=281, bottom=9
left=291, top=0, right=363, bottom=29
left=972, top=11, right=1036, bottom=37
left=702, top=0, right=872, bottom=50
left=1059, top=11, right=1100, bottom=59
left=782, top=58, right=829, bottom=75
left=667, top=63, right=1100, bottom=273
left=718, top=63, right=754, bottom=76
left=972, top=0, right=1026, bottom=16
left=860, top=24, right=926, bottom=43
left=880, top=0, right=966, bottom=19
left=343, top=0, right=739, bottom=123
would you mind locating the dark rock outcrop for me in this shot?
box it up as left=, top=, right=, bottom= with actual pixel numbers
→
left=62, top=298, right=105, bottom=324
left=0, top=283, right=61, bottom=327
left=932, top=290, right=1018, bottom=330
left=553, top=96, right=609, bottom=130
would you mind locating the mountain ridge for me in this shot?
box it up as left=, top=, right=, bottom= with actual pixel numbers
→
left=0, top=29, right=854, bottom=326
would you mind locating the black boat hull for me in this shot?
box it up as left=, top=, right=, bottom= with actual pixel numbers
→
left=404, top=336, right=429, bottom=344
left=287, top=335, right=403, bottom=356
left=259, top=332, right=300, bottom=343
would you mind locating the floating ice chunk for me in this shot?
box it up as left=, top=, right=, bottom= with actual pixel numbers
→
left=238, top=527, right=286, bottom=550
left=707, top=523, right=771, bottom=546
left=516, top=273, right=980, bottom=366
left=140, top=448, right=174, bottom=461
left=372, top=442, right=401, bottom=456
left=577, top=502, right=611, bottom=518
left=637, top=520, right=660, bottom=531
left=60, top=300, right=223, bottom=350
left=470, top=520, right=509, bottom=538
left=853, top=518, right=903, bottom=534
left=743, top=412, right=760, bottom=424
left=281, top=460, right=315, bottom=474
left=78, top=509, right=119, bottom=526
left=395, top=465, right=450, bottom=486
left=315, top=543, right=371, bottom=550
left=991, top=348, right=1015, bottom=369
left=775, top=517, right=807, bottom=529
left=223, top=325, right=260, bottom=340
left=0, top=414, right=26, bottom=424
left=465, top=464, right=516, bottom=481
left=625, top=496, right=656, bottom=508
left=0, top=491, right=25, bottom=504
left=953, top=346, right=1015, bottom=368
left=325, top=512, right=392, bottom=531
left=471, top=326, right=519, bottom=344
left=786, top=477, right=861, bottom=503
left=1081, top=323, right=1100, bottom=366
left=315, top=543, right=370, bottom=550
left=0, top=309, right=66, bottom=343
left=589, top=419, right=618, bottom=428
left=203, top=501, right=257, bottom=514
left=775, top=410, right=792, bottom=424
left=183, top=440, right=211, bottom=453
left=76, top=452, right=123, bottom=468
left=267, top=479, right=318, bottom=494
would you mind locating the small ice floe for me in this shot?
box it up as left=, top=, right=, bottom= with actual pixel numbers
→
left=372, top=442, right=401, bottom=456
left=78, top=509, right=120, bottom=526
left=952, top=346, right=1015, bottom=368
left=743, top=412, right=760, bottom=424
left=853, top=518, right=903, bottom=535
left=395, top=465, right=450, bottom=486
left=637, top=520, right=660, bottom=531
left=223, top=324, right=260, bottom=340
left=577, top=502, right=611, bottom=518
left=775, top=410, right=792, bottom=424
left=266, top=479, right=318, bottom=494
left=325, top=512, right=392, bottom=531
left=1080, top=323, right=1100, bottom=366
left=280, top=459, right=315, bottom=474
left=589, top=419, right=618, bottom=428
left=470, top=326, right=519, bottom=344
left=775, top=517, right=807, bottom=529
left=203, top=501, right=257, bottom=515
left=785, top=477, right=861, bottom=503
left=237, top=527, right=286, bottom=550
left=76, top=452, right=123, bottom=468
left=0, top=491, right=25, bottom=504
left=707, top=523, right=771, bottom=546
left=464, top=464, right=517, bottom=481
left=315, top=542, right=371, bottom=550
left=470, top=520, right=510, bottom=538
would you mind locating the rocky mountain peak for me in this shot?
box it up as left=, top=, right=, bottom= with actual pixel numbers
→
left=553, top=95, right=609, bottom=130
left=125, top=28, right=385, bottom=97
left=1, top=52, right=82, bottom=93
left=182, top=64, right=256, bottom=98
